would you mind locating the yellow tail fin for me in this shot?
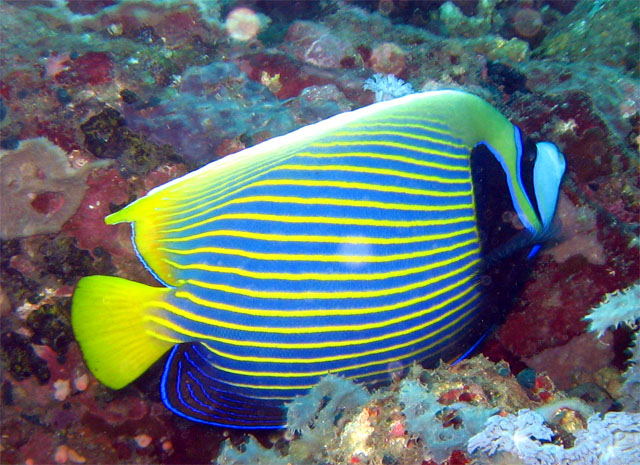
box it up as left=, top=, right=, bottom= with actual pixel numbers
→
left=71, top=276, right=174, bottom=389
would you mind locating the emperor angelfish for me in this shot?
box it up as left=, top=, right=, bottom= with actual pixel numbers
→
left=72, top=90, right=565, bottom=429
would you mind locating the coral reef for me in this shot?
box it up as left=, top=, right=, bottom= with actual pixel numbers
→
left=621, top=331, right=640, bottom=412
left=363, top=74, right=415, bottom=102
left=0, top=138, right=109, bottom=239
left=0, top=0, right=637, bottom=463
left=583, top=282, right=640, bottom=337
left=399, top=378, right=496, bottom=462
left=539, top=0, right=639, bottom=71
left=217, top=436, right=288, bottom=465
left=285, top=375, right=372, bottom=465
left=469, top=408, right=640, bottom=465
left=217, top=356, right=636, bottom=464
left=123, top=61, right=295, bottom=164
left=284, top=20, right=359, bottom=69
left=368, top=42, right=407, bottom=76
left=583, top=282, right=640, bottom=412
left=438, top=0, right=502, bottom=38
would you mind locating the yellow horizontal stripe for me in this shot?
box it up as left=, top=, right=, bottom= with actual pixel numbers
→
left=204, top=312, right=476, bottom=392
left=147, top=331, right=183, bottom=345
left=231, top=195, right=470, bottom=212
left=309, top=140, right=464, bottom=162
left=329, top=128, right=467, bottom=149
left=161, top=150, right=299, bottom=208
left=173, top=264, right=478, bottom=318
left=209, top=304, right=476, bottom=378
left=156, top=176, right=472, bottom=225
left=160, top=225, right=476, bottom=246
left=275, top=163, right=467, bottom=184
left=157, top=171, right=281, bottom=221
left=299, top=151, right=468, bottom=171
left=341, top=120, right=458, bottom=140
left=159, top=192, right=471, bottom=228
left=148, top=281, right=477, bottom=352
left=185, top=247, right=478, bottom=299
left=163, top=234, right=477, bottom=281
left=200, top=295, right=479, bottom=364
left=390, top=113, right=450, bottom=127
left=161, top=240, right=477, bottom=265
left=161, top=212, right=474, bottom=234
left=250, top=178, right=471, bottom=197
left=160, top=238, right=478, bottom=264
left=152, top=272, right=478, bottom=337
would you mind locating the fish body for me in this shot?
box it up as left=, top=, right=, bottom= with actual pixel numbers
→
left=72, top=90, right=565, bottom=428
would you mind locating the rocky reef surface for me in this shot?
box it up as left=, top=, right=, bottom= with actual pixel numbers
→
left=0, top=1, right=638, bottom=464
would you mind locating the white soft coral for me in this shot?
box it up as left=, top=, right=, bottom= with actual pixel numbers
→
left=468, top=409, right=640, bottom=465
left=468, top=409, right=558, bottom=465
left=583, top=281, right=640, bottom=410
left=583, top=282, right=640, bottom=337
left=620, top=330, right=640, bottom=411
left=363, top=74, right=414, bottom=102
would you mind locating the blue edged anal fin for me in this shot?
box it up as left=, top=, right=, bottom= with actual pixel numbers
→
left=161, top=343, right=286, bottom=429
left=71, top=276, right=174, bottom=389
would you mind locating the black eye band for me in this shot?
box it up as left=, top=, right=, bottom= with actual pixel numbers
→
left=519, top=133, right=542, bottom=223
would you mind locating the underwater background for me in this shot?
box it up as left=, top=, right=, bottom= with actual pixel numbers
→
left=0, top=0, right=638, bottom=464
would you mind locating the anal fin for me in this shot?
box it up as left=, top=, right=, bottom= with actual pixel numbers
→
left=161, top=343, right=286, bottom=429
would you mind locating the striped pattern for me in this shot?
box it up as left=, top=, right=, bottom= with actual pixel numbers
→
left=71, top=91, right=566, bottom=429
left=143, top=112, right=486, bottom=427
